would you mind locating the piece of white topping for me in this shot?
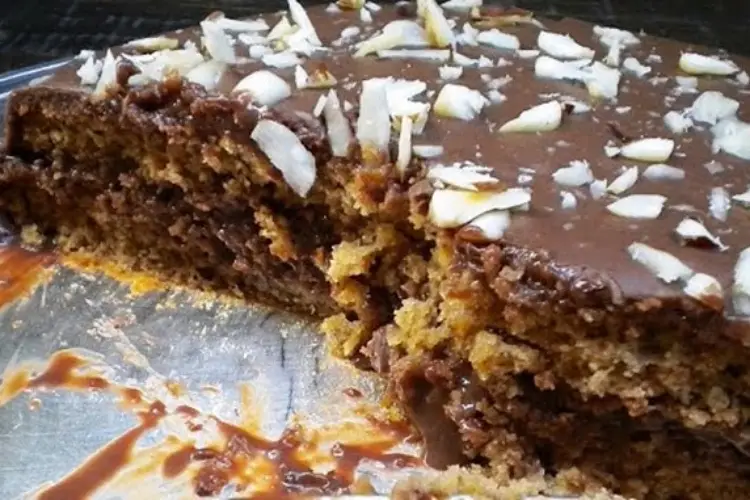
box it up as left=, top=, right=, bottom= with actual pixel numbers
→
left=76, top=49, right=96, bottom=60
left=77, top=55, right=102, bottom=85
left=537, top=31, right=595, bottom=60
left=413, top=145, right=444, bottom=158
left=94, top=50, right=119, bottom=96
left=604, top=42, right=622, bottom=67
left=711, top=118, right=750, bottom=160
left=262, top=52, right=302, bottom=68
left=251, top=120, right=316, bottom=197
left=734, top=188, right=750, bottom=207
left=642, top=164, right=685, bottom=181
left=683, top=273, right=724, bottom=308
left=360, top=7, right=373, bottom=23
left=704, top=160, right=725, bottom=175
left=690, top=91, right=739, bottom=125
left=355, top=20, right=428, bottom=57
left=313, top=94, right=327, bottom=117
left=607, top=166, right=639, bottom=194
left=288, top=0, right=322, bottom=46
left=675, top=218, right=727, bottom=251
left=357, top=79, right=392, bottom=162
left=498, top=100, right=563, bottom=133
left=736, top=71, right=750, bottom=86
left=428, top=188, right=531, bottom=228
left=709, top=187, right=731, bottom=221
left=679, top=52, right=740, bottom=76
left=607, top=194, right=666, bottom=219
left=438, top=65, right=463, bottom=81
left=423, top=0, right=454, bottom=48
left=612, top=138, right=675, bottom=162
left=627, top=242, right=694, bottom=283
left=434, top=83, right=489, bottom=121
left=465, top=210, right=511, bottom=241
left=674, top=75, right=699, bottom=91
left=294, top=64, right=337, bottom=89
left=396, top=116, right=413, bottom=173
left=185, top=60, right=227, bottom=90
left=326, top=2, right=342, bottom=13
left=267, top=16, right=296, bottom=41
left=440, top=0, right=482, bottom=10
left=560, top=191, right=577, bottom=209
left=377, top=49, right=451, bottom=61
left=212, top=16, right=270, bottom=32
left=622, top=57, right=651, bottom=77
left=126, top=36, right=180, bottom=52
left=427, top=164, right=498, bottom=191
left=663, top=110, right=693, bottom=134
left=585, top=61, right=622, bottom=99
left=477, top=29, right=520, bottom=51
left=552, top=160, right=594, bottom=187
left=734, top=248, right=750, bottom=315
left=593, top=25, right=640, bottom=48
left=233, top=70, right=291, bottom=106
left=248, top=45, right=273, bottom=58
left=517, top=49, right=540, bottom=59
left=238, top=33, right=267, bottom=46
left=365, top=1, right=382, bottom=11
left=322, top=90, right=353, bottom=157
left=121, top=47, right=205, bottom=83
left=590, top=179, right=608, bottom=199
left=534, top=55, right=589, bottom=80
left=487, top=90, right=506, bottom=104
left=201, top=20, right=237, bottom=63
left=340, top=26, right=361, bottom=40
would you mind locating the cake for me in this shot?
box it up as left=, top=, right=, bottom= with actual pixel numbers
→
left=1, top=1, right=750, bottom=498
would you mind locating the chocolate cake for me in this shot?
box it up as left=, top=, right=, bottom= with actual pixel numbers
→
left=1, top=1, right=750, bottom=498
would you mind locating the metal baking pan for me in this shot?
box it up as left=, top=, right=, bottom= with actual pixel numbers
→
left=0, top=60, right=429, bottom=499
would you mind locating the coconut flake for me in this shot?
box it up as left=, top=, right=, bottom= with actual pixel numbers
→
left=313, top=94, right=327, bottom=117
left=537, top=31, right=595, bottom=60
left=423, top=0, right=454, bottom=48
left=679, top=52, right=739, bottom=76
left=354, top=20, right=428, bottom=57
left=238, top=33, right=267, bottom=46
left=684, top=273, right=724, bottom=309
left=377, top=49, right=451, bottom=61
left=94, top=50, right=119, bottom=96
left=734, top=248, right=750, bottom=315
left=642, top=164, right=685, bottom=181
left=428, top=188, right=531, bottom=228
left=322, top=90, right=353, bottom=157
left=439, top=65, right=463, bottom=80
left=590, top=179, right=607, bottom=199
left=365, top=1, right=382, bottom=11
left=584, top=61, right=621, bottom=99
left=441, top=0, right=482, bottom=10
left=267, top=16, right=296, bottom=40
left=288, top=0, right=322, bottom=46
left=709, top=187, right=731, bottom=221
left=126, top=36, right=180, bottom=52
left=690, top=91, right=739, bottom=125
left=413, top=144, right=444, bottom=158
left=734, top=188, right=750, bottom=207
left=251, top=120, right=316, bottom=197
left=434, top=83, right=489, bottom=121
left=604, top=42, right=622, bottom=67
left=534, top=55, right=589, bottom=80
left=185, top=60, right=226, bottom=90
left=712, top=118, right=750, bottom=160
left=248, top=45, right=273, bottom=58
left=262, top=52, right=302, bottom=68
left=464, top=210, right=510, bottom=241
left=663, top=110, right=693, bottom=134
left=560, top=191, right=577, bottom=209
left=593, top=25, right=640, bottom=48
left=487, top=90, right=506, bottom=104
left=212, top=15, right=270, bottom=32
left=607, top=166, right=639, bottom=194
left=396, top=116, right=413, bottom=173
left=517, top=49, right=540, bottom=59
left=477, top=29, right=520, bottom=51
left=77, top=55, right=102, bottom=85
left=360, top=7, right=373, bottom=23
left=552, top=160, right=593, bottom=187
left=622, top=57, right=651, bottom=77
left=499, top=100, right=563, bottom=133
left=357, top=79, right=392, bottom=162
left=607, top=194, right=666, bottom=219
left=427, top=164, right=498, bottom=190
left=201, top=20, right=237, bottom=63
left=233, top=70, right=291, bottom=106
left=613, top=138, right=674, bottom=162
left=675, top=218, right=727, bottom=251
left=627, top=242, right=693, bottom=283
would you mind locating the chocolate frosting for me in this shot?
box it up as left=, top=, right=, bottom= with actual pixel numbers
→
left=38, top=4, right=750, bottom=321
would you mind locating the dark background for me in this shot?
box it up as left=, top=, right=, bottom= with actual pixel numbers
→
left=0, top=0, right=747, bottom=73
